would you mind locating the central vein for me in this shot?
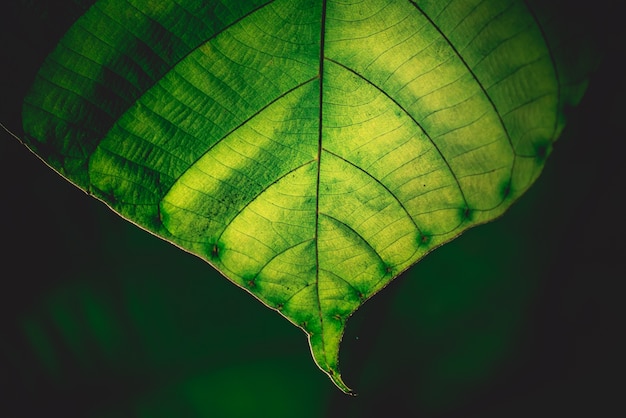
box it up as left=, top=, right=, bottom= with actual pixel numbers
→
left=313, top=0, right=328, bottom=360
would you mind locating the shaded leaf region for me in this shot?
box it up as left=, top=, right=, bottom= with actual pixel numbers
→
left=21, top=0, right=591, bottom=392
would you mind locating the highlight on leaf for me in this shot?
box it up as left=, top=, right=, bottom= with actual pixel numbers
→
left=17, top=0, right=593, bottom=393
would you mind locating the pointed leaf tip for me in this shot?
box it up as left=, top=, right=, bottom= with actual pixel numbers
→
left=329, top=371, right=355, bottom=396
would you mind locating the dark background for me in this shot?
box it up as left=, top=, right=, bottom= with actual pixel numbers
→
left=1, top=1, right=623, bottom=417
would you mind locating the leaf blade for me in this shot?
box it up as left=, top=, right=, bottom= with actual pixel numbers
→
left=18, top=0, right=595, bottom=393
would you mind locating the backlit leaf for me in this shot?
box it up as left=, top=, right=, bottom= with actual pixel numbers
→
left=15, top=0, right=593, bottom=393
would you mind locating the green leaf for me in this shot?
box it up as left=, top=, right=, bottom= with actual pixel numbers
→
left=15, top=0, right=593, bottom=393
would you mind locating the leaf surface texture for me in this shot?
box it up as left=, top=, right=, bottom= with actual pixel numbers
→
left=21, top=0, right=591, bottom=392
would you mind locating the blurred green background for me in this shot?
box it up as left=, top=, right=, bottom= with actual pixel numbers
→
left=1, top=1, right=623, bottom=417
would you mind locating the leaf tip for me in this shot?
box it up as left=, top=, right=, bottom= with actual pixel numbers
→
left=326, top=367, right=356, bottom=396
left=306, top=319, right=357, bottom=395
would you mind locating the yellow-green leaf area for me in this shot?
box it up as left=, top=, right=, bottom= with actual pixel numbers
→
left=21, top=0, right=592, bottom=393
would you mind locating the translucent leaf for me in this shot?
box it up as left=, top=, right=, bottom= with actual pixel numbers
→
left=15, top=0, right=594, bottom=393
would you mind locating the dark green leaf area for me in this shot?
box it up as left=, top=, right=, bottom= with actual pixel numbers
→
left=21, top=0, right=593, bottom=393
left=22, top=0, right=275, bottom=182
